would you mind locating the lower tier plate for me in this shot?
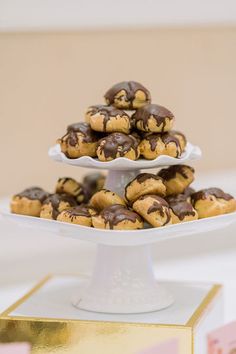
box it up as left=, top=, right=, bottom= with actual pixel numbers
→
left=1, top=200, right=236, bottom=246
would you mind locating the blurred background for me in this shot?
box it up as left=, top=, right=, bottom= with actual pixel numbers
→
left=1, top=0, right=236, bottom=320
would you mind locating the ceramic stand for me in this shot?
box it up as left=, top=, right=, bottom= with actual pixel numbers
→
left=72, top=244, right=173, bottom=313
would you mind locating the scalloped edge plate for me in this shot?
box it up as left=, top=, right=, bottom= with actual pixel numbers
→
left=48, top=143, right=202, bottom=170
left=1, top=200, right=236, bottom=246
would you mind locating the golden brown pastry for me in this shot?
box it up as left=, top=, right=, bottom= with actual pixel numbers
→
left=191, top=188, right=236, bottom=219
left=11, top=187, right=49, bottom=217
left=133, top=104, right=174, bottom=133
left=58, top=122, right=99, bottom=159
left=85, top=105, right=131, bottom=134
left=125, top=173, right=166, bottom=204
left=133, top=195, right=172, bottom=228
left=96, top=132, right=140, bottom=161
left=57, top=205, right=97, bottom=227
left=139, top=133, right=182, bottom=160
left=104, top=81, right=151, bottom=109
left=55, top=177, right=85, bottom=203
left=158, top=165, right=195, bottom=196
left=92, top=204, right=143, bottom=230
left=90, top=189, right=126, bottom=211
left=166, top=196, right=198, bottom=224
left=170, top=131, right=187, bottom=151
left=40, top=194, right=77, bottom=220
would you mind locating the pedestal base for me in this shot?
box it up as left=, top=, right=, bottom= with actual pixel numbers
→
left=72, top=245, right=174, bottom=314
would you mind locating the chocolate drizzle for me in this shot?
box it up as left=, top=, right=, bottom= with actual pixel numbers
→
left=98, top=133, right=139, bottom=159
left=166, top=187, right=195, bottom=204
left=43, top=193, right=77, bottom=220
left=56, top=177, right=82, bottom=195
left=191, top=188, right=233, bottom=206
left=133, top=104, right=174, bottom=132
left=139, top=195, right=170, bottom=225
left=87, top=105, right=130, bottom=132
left=100, top=204, right=142, bottom=229
left=167, top=199, right=196, bottom=220
left=144, top=133, right=181, bottom=153
left=15, top=187, right=49, bottom=203
left=104, top=81, right=151, bottom=109
left=64, top=122, right=98, bottom=144
left=136, top=173, right=163, bottom=184
left=171, top=130, right=187, bottom=145
left=137, top=194, right=170, bottom=220
left=62, top=205, right=95, bottom=218
left=158, top=165, right=194, bottom=181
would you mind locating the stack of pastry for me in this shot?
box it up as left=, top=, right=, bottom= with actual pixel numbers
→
left=11, top=166, right=236, bottom=230
left=11, top=173, right=105, bottom=227
left=57, top=81, right=186, bottom=161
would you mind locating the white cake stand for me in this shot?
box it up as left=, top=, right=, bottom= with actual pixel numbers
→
left=3, top=142, right=236, bottom=314
left=48, top=142, right=201, bottom=196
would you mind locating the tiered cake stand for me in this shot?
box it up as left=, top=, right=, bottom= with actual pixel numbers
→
left=2, top=142, right=236, bottom=314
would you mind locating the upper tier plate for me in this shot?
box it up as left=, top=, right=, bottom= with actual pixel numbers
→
left=48, top=143, right=201, bottom=170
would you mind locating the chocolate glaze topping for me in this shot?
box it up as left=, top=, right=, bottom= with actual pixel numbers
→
left=62, top=205, right=96, bottom=218
left=43, top=193, right=77, bottom=220
left=126, top=173, right=163, bottom=192
left=158, top=165, right=194, bottom=181
left=191, top=188, right=233, bottom=206
left=87, top=105, right=130, bottom=131
left=56, top=177, right=84, bottom=199
left=100, top=204, right=142, bottom=229
left=133, top=104, right=174, bottom=132
left=168, top=200, right=196, bottom=220
left=104, top=81, right=151, bottom=109
left=98, top=133, right=139, bottom=159
left=145, top=133, right=181, bottom=153
left=136, top=173, right=163, bottom=184
left=166, top=187, right=195, bottom=203
left=171, top=130, right=187, bottom=145
left=138, top=195, right=170, bottom=225
left=64, top=122, right=98, bottom=145
left=15, top=187, right=49, bottom=203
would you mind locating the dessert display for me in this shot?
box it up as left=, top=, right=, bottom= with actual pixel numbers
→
left=10, top=166, right=236, bottom=229
left=57, top=81, right=187, bottom=161
left=9, top=81, right=236, bottom=231
left=6, top=80, right=236, bottom=316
